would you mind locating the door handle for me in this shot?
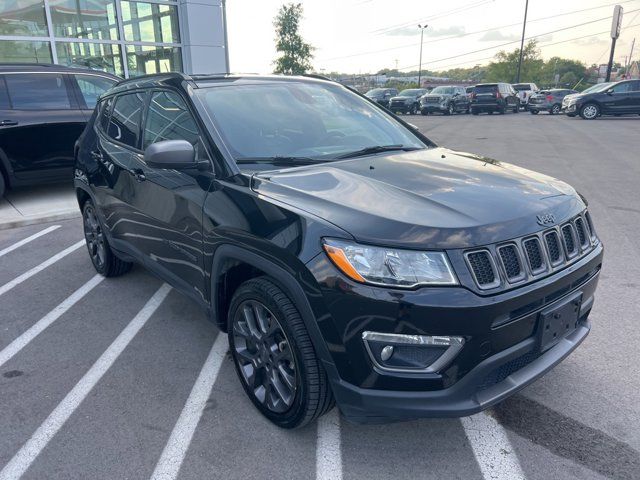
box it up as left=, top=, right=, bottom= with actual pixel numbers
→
left=0, top=120, right=18, bottom=126
left=131, top=168, right=146, bottom=182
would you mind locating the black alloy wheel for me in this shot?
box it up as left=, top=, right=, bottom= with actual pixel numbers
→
left=82, top=200, right=132, bottom=277
left=232, top=299, right=297, bottom=414
left=228, top=278, right=334, bottom=428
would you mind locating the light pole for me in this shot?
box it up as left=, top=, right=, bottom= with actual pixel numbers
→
left=417, top=24, right=428, bottom=87
left=516, top=0, right=529, bottom=83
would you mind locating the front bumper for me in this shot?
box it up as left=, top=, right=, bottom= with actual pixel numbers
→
left=421, top=104, right=448, bottom=113
left=563, top=103, right=577, bottom=113
left=306, top=242, right=602, bottom=423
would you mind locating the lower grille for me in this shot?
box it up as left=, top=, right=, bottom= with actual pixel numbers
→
left=477, top=350, right=542, bottom=391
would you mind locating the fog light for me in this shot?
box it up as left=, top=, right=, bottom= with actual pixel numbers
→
left=362, top=331, right=464, bottom=373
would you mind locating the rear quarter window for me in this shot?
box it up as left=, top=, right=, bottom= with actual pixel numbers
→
left=4, top=73, right=72, bottom=110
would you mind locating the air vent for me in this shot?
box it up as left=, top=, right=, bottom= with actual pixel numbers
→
left=562, top=224, right=577, bottom=257
left=465, top=251, right=500, bottom=289
left=544, top=231, right=563, bottom=265
left=497, top=244, right=524, bottom=282
left=523, top=237, right=546, bottom=274
left=574, top=217, right=588, bottom=247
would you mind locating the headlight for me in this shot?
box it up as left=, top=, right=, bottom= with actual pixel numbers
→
left=322, top=238, right=457, bottom=287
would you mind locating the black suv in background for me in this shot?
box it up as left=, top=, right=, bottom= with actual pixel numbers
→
left=75, top=73, right=602, bottom=429
left=388, top=88, right=428, bottom=114
left=562, top=79, right=640, bottom=119
left=0, top=64, right=118, bottom=197
left=470, top=83, right=520, bottom=115
left=528, top=89, right=578, bottom=115
left=420, top=85, right=470, bottom=115
left=364, top=87, right=398, bottom=108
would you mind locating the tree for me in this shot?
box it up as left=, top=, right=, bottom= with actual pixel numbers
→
left=484, top=40, right=544, bottom=83
left=559, top=71, right=578, bottom=87
left=273, top=3, right=314, bottom=75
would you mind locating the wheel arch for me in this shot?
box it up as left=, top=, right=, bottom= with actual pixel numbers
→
left=210, top=244, right=337, bottom=371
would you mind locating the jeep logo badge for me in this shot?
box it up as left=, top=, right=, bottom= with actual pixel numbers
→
left=536, top=213, right=556, bottom=226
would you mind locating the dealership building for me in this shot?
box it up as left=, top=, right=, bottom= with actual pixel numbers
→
left=0, top=0, right=229, bottom=78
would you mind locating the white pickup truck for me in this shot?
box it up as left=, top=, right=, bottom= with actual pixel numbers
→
left=512, top=83, right=539, bottom=110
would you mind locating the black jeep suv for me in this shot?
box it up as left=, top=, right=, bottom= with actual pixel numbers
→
left=0, top=64, right=119, bottom=197
left=75, top=73, right=603, bottom=428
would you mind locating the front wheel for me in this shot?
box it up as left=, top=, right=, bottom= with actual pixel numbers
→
left=550, top=104, right=561, bottom=115
left=580, top=103, right=600, bottom=119
left=82, top=200, right=132, bottom=277
left=228, top=278, right=334, bottom=429
left=446, top=103, right=455, bottom=115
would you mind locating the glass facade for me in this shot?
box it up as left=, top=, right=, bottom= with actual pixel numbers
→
left=0, top=0, right=181, bottom=78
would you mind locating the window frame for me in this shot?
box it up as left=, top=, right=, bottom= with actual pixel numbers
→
left=70, top=73, right=119, bottom=110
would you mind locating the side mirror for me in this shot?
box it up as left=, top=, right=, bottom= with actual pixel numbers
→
left=606, top=88, right=614, bottom=95
left=144, top=140, right=195, bottom=169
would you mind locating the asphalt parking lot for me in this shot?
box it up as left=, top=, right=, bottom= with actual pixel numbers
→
left=1, top=112, right=639, bottom=480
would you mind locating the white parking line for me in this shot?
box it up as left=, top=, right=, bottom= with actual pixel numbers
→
left=0, top=225, right=61, bottom=258
left=0, top=240, right=85, bottom=298
left=0, top=274, right=104, bottom=369
left=0, top=283, right=172, bottom=480
left=461, top=411, right=526, bottom=480
left=316, top=408, right=342, bottom=480
left=150, top=333, right=228, bottom=480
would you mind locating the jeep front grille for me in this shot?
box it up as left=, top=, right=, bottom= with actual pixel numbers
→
left=464, top=211, right=597, bottom=291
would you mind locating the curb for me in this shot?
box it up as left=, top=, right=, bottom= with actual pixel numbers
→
left=0, top=210, right=81, bottom=231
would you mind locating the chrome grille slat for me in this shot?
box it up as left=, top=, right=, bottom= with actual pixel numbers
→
left=464, top=211, right=596, bottom=290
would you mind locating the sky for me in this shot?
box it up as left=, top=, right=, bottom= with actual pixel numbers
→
left=225, top=0, right=640, bottom=74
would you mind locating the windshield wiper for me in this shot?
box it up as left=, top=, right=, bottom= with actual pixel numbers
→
left=335, top=145, right=422, bottom=160
left=236, top=156, right=327, bottom=166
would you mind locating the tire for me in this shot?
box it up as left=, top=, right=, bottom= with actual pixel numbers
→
left=421, top=109, right=428, bottom=116
left=409, top=104, right=417, bottom=115
left=471, top=109, right=479, bottom=115
left=465, top=106, right=470, bottom=114
left=488, top=110, right=494, bottom=115
left=82, top=200, right=133, bottom=277
left=580, top=103, right=600, bottom=120
left=550, top=104, right=561, bottom=115
left=512, top=105, right=519, bottom=113
left=530, top=110, right=539, bottom=114
left=446, top=103, right=454, bottom=115
left=228, top=277, right=334, bottom=429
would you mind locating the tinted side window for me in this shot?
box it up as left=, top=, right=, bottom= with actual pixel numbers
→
left=611, top=82, right=631, bottom=93
left=629, top=81, right=640, bottom=92
left=108, top=92, right=145, bottom=149
left=5, top=73, right=72, bottom=110
left=144, top=91, right=209, bottom=160
left=75, top=75, right=117, bottom=109
left=0, top=76, right=9, bottom=109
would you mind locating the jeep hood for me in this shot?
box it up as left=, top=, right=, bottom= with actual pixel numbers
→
left=251, top=148, right=584, bottom=249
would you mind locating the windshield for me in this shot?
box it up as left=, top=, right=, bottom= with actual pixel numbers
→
left=513, top=84, right=532, bottom=91
left=582, top=82, right=613, bottom=94
left=431, top=86, right=454, bottom=95
left=196, top=82, right=426, bottom=162
left=398, top=89, right=421, bottom=96
left=365, top=88, right=384, bottom=96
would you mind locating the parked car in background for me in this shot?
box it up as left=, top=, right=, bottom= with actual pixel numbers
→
left=0, top=63, right=119, bottom=198
left=465, top=85, right=474, bottom=100
left=389, top=88, right=428, bottom=114
left=75, top=72, right=602, bottom=429
left=528, top=89, right=578, bottom=115
left=365, top=88, right=398, bottom=108
left=470, top=83, right=520, bottom=115
left=563, top=80, right=640, bottom=119
left=513, top=83, right=539, bottom=110
left=420, top=85, right=469, bottom=115
left=562, top=82, right=613, bottom=115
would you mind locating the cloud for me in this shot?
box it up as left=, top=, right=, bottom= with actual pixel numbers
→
left=385, top=25, right=465, bottom=37
left=574, top=37, right=608, bottom=47
left=478, top=30, right=520, bottom=42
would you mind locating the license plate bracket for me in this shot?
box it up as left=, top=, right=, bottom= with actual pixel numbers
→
left=538, top=292, right=583, bottom=352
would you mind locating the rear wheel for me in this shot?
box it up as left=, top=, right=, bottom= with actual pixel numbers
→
left=471, top=108, right=479, bottom=115
left=530, top=110, right=539, bottom=115
left=82, top=200, right=132, bottom=277
left=228, top=278, right=334, bottom=429
left=421, top=109, right=429, bottom=115
left=550, top=104, right=561, bottom=115
left=580, top=103, right=600, bottom=120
